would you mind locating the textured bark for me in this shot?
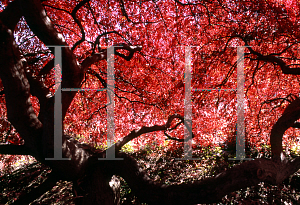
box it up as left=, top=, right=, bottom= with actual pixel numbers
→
left=11, top=172, right=59, bottom=205
left=106, top=152, right=300, bottom=205
left=0, top=11, right=43, bottom=157
left=270, top=98, right=300, bottom=161
left=73, top=165, right=120, bottom=205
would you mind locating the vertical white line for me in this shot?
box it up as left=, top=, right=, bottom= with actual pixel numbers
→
left=99, top=46, right=123, bottom=160
left=236, top=46, right=245, bottom=159
left=107, top=46, right=115, bottom=148
left=184, top=46, right=192, bottom=158
left=46, top=46, right=70, bottom=160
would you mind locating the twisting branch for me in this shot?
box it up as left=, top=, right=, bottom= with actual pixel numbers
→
left=270, top=97, right=300, bottom=161
left=118, top=0, right=160, bottom=25
left=20, top=0, right=84, bottom=119
left=25, top=69, right=50, bottom=106
left=0, top=10, right=43, bottom=154
left=237, top=35, right=300, bottom=75
left=102, top=152, right=300, bottom=204
left=164, top=114, right=194, bottom=142
left=113, top=114, right=194, bottom=153
left=114, top=43, right=142, bottom=61
left=81, top=43, right=142, bottom=71
left=247, top=46, right=300, bottom=75
left=93, top=31, right=132, bottom=52
left=71, top=0, right=90, bottom=51
left=119, top=0, right=132, bottom=23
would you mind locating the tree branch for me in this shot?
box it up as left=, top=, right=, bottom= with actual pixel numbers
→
left=248, top=46, right=300, bottom=75
left=71, top=0, right=90, bottom=51
left=270, top=97, right=300, bottom=161
left=12, top=171, right=59, bottom=205
left=0, top=17, right=43, bottom=155
left=291, top=122, right=300, bottom=128
left=238, top=36, right=300, bottom=75
left=20, top=0, right=84, bottom=119
left=93, top=31, right=133, bottom=52
left=81, top=43, right=142, bottom=71
left=0, top=145, right=34, bottom=155
left=113, top=114, right=192, bottom=153
left=25, top=70, right=50, bottom=107
left=109, top=152, right=300, bottom=204
left=114, top=43, right=142, bottom=61
left=87, top=69, right=107, bottom=88
left=38, top=58, right=54, bottom=76
left=0, top=0, right=22, bottom=31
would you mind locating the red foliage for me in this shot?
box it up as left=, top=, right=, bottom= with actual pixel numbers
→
left=1, top=0, right=300, bottom=153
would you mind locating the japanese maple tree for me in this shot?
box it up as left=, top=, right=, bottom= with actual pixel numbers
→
left=1, top=0, right=300, bottom=204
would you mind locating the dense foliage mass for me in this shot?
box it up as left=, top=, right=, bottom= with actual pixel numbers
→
left=1, top=0, right=300, bottom=204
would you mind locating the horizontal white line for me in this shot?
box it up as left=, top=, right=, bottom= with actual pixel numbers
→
left=193, top=89, right=237, bottom=91
left=61, top=88, right=106, bottom=91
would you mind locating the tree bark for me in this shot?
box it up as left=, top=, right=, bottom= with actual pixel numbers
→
left=73, top=165, right=120, bottom=205
left=270, top=97, right=300, bottom=161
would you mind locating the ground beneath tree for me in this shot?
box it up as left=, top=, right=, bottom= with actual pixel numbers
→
left=1, top=146, right=300, bottom=204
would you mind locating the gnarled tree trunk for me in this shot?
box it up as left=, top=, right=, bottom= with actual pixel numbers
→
left=73, top=165, right=120, bottom=205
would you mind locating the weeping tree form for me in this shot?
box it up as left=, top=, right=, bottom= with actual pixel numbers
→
left=1, top=0, right=300, bottom=204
